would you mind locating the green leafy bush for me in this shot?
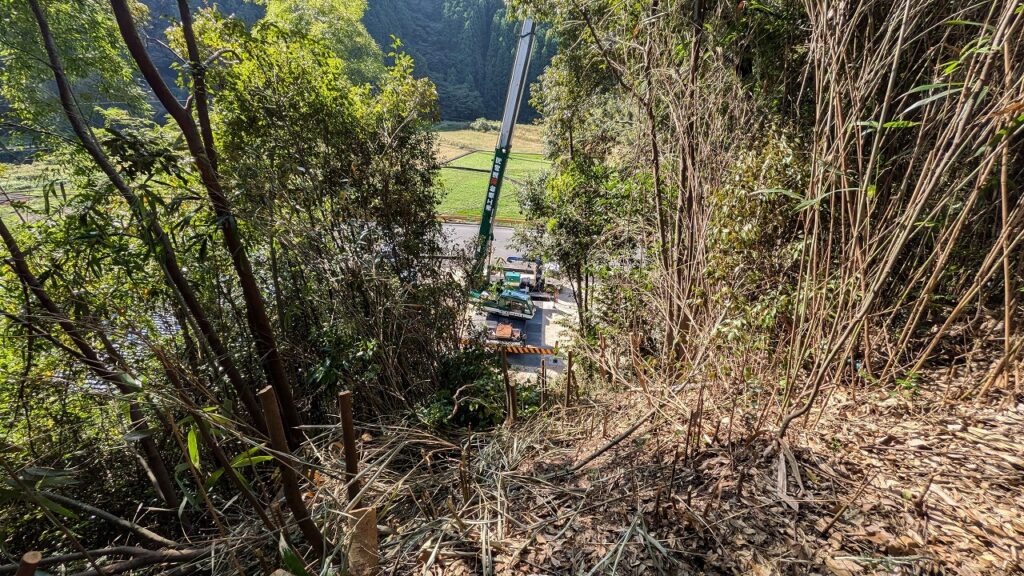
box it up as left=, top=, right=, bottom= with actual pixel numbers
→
left=470, top=117, right=501, bottom=133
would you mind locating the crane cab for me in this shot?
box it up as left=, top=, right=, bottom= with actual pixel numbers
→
left=472, top=289, right=536, bottom=319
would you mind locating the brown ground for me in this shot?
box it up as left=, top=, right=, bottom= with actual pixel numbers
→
left=323, top=362, right=1024, bottom=575
left=436, top=125, right=545, bottom=162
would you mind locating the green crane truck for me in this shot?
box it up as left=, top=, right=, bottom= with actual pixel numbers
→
left=468, top=19, right=538, bottom=321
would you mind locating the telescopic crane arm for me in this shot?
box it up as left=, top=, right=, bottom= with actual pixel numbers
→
left=472, top=18, right=536, bottom=283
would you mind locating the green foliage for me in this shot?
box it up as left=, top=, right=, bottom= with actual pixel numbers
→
left=262, top=0, right=385, bottom=84
left=0, top=0, right=147, bottom=135
left=470, top=118, right=501, bottom=133
left=703, top=128, right=808, bottom=353
left=362, top=0, right=556, bottom=120
left=415, top=347, right=539, bottom=429
left=0, top=0, right=481, bottom=559
left=416, top=347, right=505, bottom=428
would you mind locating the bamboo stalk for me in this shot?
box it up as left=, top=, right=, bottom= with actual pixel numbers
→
left=338, top=391, right=361, bottom=503
left=258, top=386, right=330, bottom=559
left=502, top=351, right=515, bottom=424
left=566, top=350, right=574, bottom=408
left=540, top=359, right=547, bottom=409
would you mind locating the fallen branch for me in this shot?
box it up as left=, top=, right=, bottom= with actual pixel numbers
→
left=0, top=548, right=154, bottom=575
left=37, top=492, right=177, bottom=548
left=66, top=548, right=210, bottom=576
left=564, top=407, right=657, bottom=475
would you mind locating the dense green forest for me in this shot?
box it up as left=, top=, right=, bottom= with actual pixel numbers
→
left=362, top=0, right=555, bottom=120
left=1, top=0, right=1022, bottom=574
left=140, top=0, right=556, bottom=121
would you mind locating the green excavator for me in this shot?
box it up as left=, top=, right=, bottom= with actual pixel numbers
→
left=468, top=18, right=538, bottom=321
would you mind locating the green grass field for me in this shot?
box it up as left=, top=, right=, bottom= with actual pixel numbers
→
left=435, top=150, right=551, bottom=220
left=0, top=162, right=52, bottom=220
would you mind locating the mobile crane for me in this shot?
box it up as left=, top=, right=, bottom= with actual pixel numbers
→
left=468, top=18, right=538, bottom=322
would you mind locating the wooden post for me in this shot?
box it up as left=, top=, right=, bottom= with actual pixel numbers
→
left=258, top=386, right=330, bottom=557
left=510, top=382, right=518, bottom=423
left=15, top=552, right=41, bottom=576
left=338, top=391, right=360, bottom=504
left=348, top=507, right=380, bottom=576
left=566, top=350, right=574, bottom=407
left=540, top=359, right=547, bottom=409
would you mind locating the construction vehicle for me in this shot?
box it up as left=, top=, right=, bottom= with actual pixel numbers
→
left=496, top=256, right=562, bottom=300
left=468, top=19, right=538, bottom=321
left=485, top=318, right=527, bottom=345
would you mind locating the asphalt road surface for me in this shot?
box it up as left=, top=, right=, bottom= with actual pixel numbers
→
left=442, top=222, right=517, bottom=262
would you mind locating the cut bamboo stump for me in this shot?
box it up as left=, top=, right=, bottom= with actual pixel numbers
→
left=337, top=391, right=361, bottom=503
left=16, top=552, right=40, bottom=576
left=348, top=507, right=379, bottom=576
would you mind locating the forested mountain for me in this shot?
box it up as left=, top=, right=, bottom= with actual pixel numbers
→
left=359, top=0, right=554, bottom=120
left=139, top=0, right=555, bottom=121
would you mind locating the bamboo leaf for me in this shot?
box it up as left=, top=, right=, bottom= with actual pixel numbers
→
left=903, top=87, right=961, bottom=115
left=229, top=445, right=267, bottom=467
left=279, top=533, right=314, bottom=576
left=752, top=188, right=803, bottom=202
left=22, top=467, right=72, bottom=478
left=882, top=120, right=920, bottom=129
left=124, top=429, right=154, bottom=442
left=34, top=493, right=78, bottom=519
left=203, top=468, right=225, bottom=490
left=905, top=82, right=961, bottom=95
left=233, top=455, right=273, bottom=468
left=945, top=19, right=995, bottom=32
left=187, top=429, right=200, bottom=470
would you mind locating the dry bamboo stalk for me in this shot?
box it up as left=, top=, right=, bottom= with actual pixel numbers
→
left=338, top=391, right=361, bottom=503
left=540, top=359, right=547, bottom=409
left=566, top=350, right=574, bottom=407
left=502, top=351, right=515, bottom=424
left=258, top=386, right=330, bottom=558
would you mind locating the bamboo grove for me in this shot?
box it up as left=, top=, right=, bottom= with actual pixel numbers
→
left=515, top=0, right=1022, bottom=435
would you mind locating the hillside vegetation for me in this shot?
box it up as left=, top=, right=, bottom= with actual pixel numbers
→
left=0, top=0, right=1022, bottom=574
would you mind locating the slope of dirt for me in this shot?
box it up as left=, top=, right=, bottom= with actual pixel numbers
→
left=319, top=371, right=1023, bottom=575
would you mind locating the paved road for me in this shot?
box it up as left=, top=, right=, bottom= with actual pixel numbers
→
left=442, top=222, right=518, bottom=262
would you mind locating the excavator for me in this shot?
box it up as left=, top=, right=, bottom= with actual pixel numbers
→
left=468, top=18, right=539, bottom=329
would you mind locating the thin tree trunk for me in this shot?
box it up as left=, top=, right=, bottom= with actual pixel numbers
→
left=109, top=0, right=303, bottom=444
left=24, top=0, right=266, bottom=435
left=0, top=216, right=179, bottom=509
